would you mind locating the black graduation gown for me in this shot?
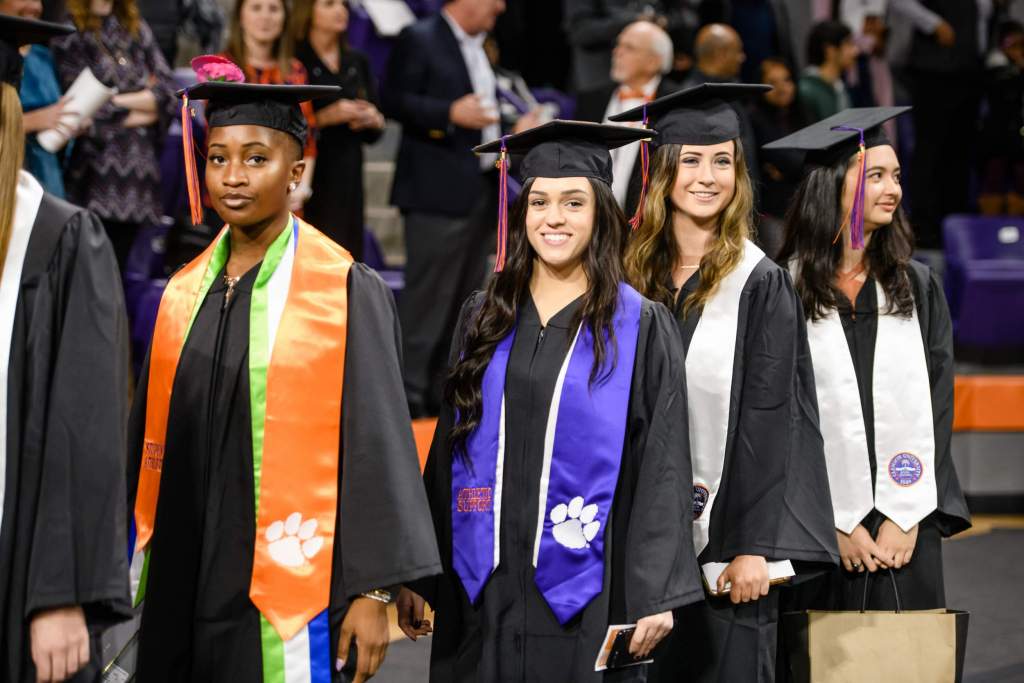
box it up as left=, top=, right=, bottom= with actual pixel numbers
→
left=416, top=292, right=704, bottom=683
left=126, top=261, right=442, bottom=682
left=649, top=258, right=839, bottom=683
left=0, top=193, right=132, bottom=683
left=798, top=261, right=971, bottom=612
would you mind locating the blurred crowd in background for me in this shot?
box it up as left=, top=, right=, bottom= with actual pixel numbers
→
left=6, top=0, right=1024, bottom=412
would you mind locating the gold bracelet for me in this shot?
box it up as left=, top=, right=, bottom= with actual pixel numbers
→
left=359, top=588, right=393, bottom=605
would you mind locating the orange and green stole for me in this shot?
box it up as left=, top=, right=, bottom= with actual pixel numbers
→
left=129, top=216, right=351, bottom=682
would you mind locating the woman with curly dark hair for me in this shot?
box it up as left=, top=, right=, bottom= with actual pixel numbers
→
left=769, top=107, right=971, bottom=611
left=396, top=120, right=702, bottom=683
left=614, top=83, right=839, bottom=683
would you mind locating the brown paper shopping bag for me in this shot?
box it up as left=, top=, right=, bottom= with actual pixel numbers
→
left=782, top=570, right=969, bottom=683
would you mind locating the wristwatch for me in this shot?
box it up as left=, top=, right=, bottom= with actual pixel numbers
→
left=359, top=588, right=394, bottom=605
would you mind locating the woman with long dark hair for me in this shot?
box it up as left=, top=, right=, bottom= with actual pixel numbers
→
left=0, top=15, right=131, bottom=683
left=613, top=84, right=839, bottom=683
left=769, top=107, right=970, bottom=611
left=292, top=0, right=383, bottom=259
left=396, top=121, right=703, bottom=682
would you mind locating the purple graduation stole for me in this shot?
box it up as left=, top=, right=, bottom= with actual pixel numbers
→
left=452, top=283, right=643, bottom=625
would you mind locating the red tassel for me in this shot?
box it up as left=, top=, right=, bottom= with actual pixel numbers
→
left=494, top=136, right=509, bottom=272
left=628, top=104, right=651, bottom=231
left=181, top=95, right=203, bottom=226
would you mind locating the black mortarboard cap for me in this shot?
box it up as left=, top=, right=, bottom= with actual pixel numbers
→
left=473, top=119, right=653, bottom=185
left=474, top=120, right=654, bottom=271
left=608, top=82, right=771, bottom=146
left=0, top=15, right=73, bottom=89
left=179, top=80, right=339, bottom=147
left=762, top=106, right=910, bottom=167
left=763, top=106, right=911, bottom=250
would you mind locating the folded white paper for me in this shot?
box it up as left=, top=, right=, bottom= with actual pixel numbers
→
left=362, top=0, right=416, bottom=37
left=38, top=67, right=115, bottom=153
left=702, top=559, right=795, bottom=596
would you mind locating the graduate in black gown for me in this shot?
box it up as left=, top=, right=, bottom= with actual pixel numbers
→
left=126, top=70, right=440, bottom=683
left=0, top=15, right=132, bottom=683
left=769, top=108, right=971, bottom=614
left=614, top=84, right=840, bottom=683
left=396, top=121, right=704, bottom=683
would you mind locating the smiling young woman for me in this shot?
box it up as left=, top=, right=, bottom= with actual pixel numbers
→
left=396, top=121, right=703, bottom=683
left=126, top=75, right=440, bottom=683
left=770, top=107, right=970, bottom=615
left=613, top=84, right=839, bottom=683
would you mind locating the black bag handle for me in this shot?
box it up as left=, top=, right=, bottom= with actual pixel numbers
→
left=860, top=568, right=903, bottom=613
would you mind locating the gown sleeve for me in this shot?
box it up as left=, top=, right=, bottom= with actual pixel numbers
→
left=712, top=267, right=839, bottom=567
left=621, top=301, right=704, bottom=622
left=919, top=266, right=971, bottom=536
left=332, top=264, right=442, bottom=601
left=25, top=209, right=132, bottom=627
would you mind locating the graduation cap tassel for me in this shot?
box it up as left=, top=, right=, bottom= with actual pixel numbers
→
left=181, top=95, right=204, bottom=226
left=628, top=104, right=650, bottom=232
left=831, top=126, right=867, bottom=249
left=494, top=135, right=510, bottom=272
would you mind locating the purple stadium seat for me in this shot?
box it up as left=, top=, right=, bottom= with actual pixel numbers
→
left=943, top=215, right=1024, bottom=360
left=363, top=226, right=405, bottom=296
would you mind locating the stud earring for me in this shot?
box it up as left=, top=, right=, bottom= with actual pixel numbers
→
left=289, top=182, right=297, bottom=192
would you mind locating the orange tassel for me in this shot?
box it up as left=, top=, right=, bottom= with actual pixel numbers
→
left=181, top=95, right=203, bottom=226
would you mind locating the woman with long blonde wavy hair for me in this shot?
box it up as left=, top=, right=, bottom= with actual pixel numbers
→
left=612, top=83, right=839, bottom=683
left=0, top=15, right=132, bottom=683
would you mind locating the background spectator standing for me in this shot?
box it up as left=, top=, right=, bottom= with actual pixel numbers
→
left=978, top=19, right=1024, bottom=215
left=383, top=0, right=540, bottom=417
left=797, top=20, right=858, bottom=122
left=563, top=0, right=700, bottom=90
left=1, top=0, right=86, bottom=197
left=293, top=0, right=385, bottom=260
left=51, top=0, right=177, bottom=270
left=891, top=0, right=991, bottom=249
left=698, top=0, right=799, bottom=84
left=575, top=20, right=679, bottom=213
left=223, top=0, right=317, bottom=215
left=750, top=55, right=806, bottom=254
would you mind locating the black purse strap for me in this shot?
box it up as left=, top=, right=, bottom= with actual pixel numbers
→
left=860, top=568, right=903, bottom=613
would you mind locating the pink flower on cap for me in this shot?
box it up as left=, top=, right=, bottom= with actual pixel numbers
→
left=191, top=55, right=245, bottom=83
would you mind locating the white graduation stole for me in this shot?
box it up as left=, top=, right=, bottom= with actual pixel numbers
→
left=0, top=172, right=42, bottom=538
left=686, top=239, right=764, bottom=556
left=806, top=280, right=936, bottom=533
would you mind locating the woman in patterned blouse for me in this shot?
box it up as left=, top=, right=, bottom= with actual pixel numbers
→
left=222, top=0, right=318, bottom=214
left=51, top=0, right=177, bottom=269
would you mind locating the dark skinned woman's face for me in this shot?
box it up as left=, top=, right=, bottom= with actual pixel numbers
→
left=206, top=124, right=304, bottom=227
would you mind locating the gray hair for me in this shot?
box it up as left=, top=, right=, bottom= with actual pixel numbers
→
left=649, top=24, right=674, bottom=74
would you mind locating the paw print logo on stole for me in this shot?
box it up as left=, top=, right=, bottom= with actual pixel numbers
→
left=266, top=512, right=325, bottom=568
left=550, top=496, right=601, bottom=550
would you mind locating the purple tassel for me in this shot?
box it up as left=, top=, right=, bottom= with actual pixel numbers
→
left=830, top=125, right=867, bottom=250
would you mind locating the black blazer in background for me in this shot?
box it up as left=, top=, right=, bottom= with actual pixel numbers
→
left=574, top=77, right=681, bottom=217
left=383, top=14, right=494, bottom=217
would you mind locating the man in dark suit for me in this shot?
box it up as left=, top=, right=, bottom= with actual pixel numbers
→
left=576, top=20, right=680, bottom=218
left=383, top=0, right=537, bottom=417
